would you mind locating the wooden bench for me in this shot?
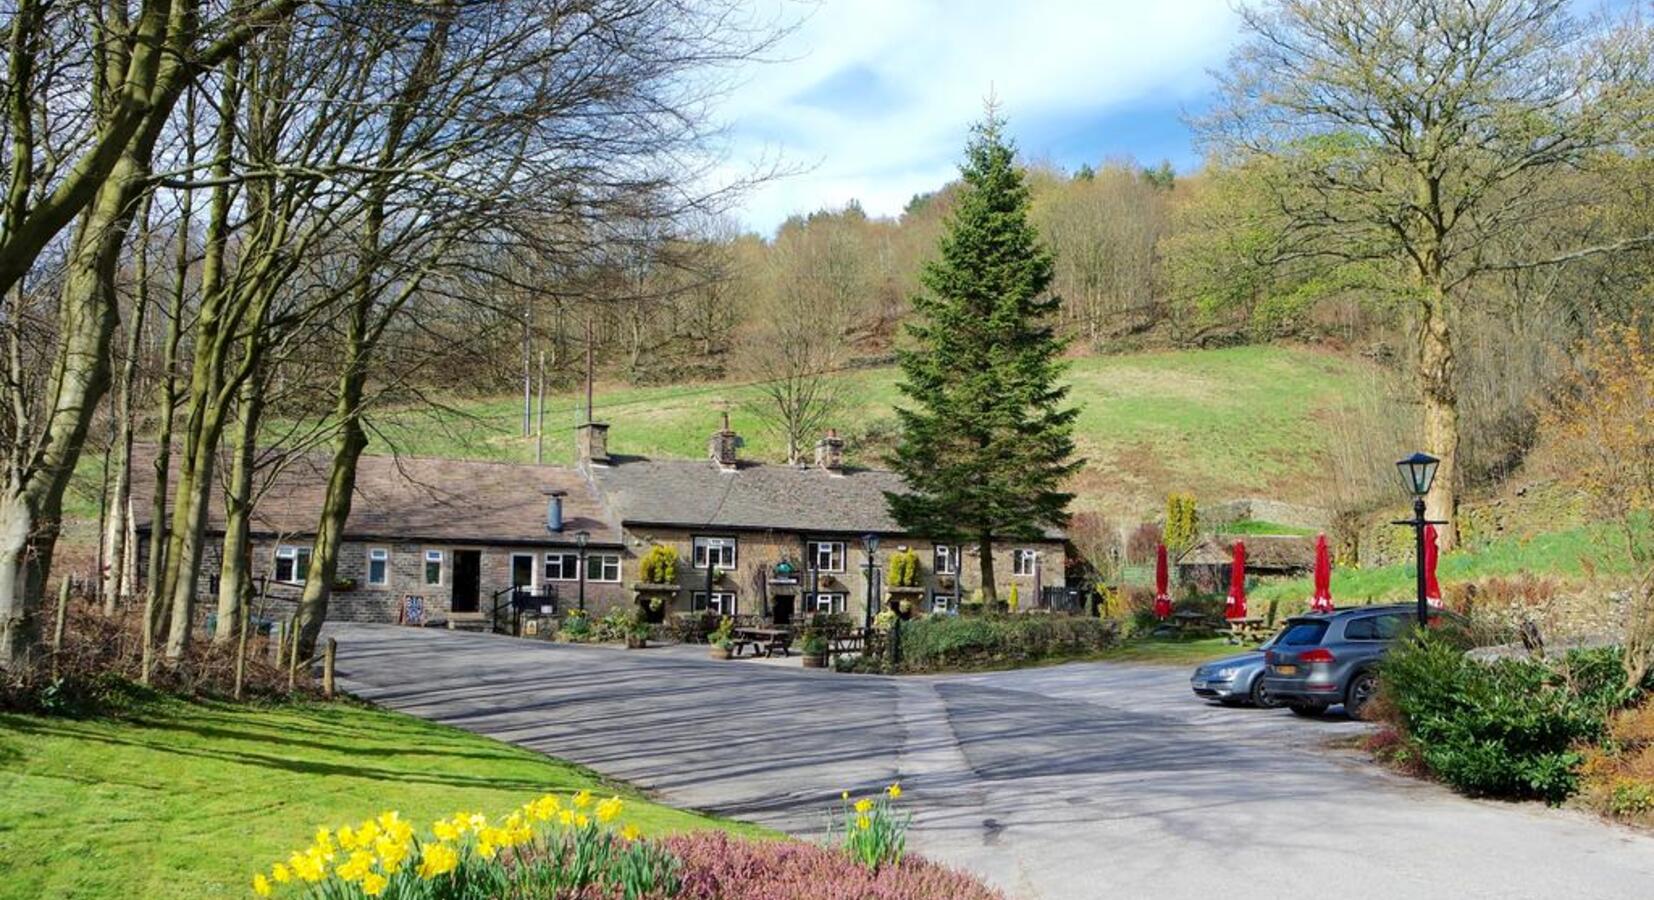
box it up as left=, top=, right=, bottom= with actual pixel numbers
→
left=1226, top=616, right=1269, bottom=644
left=733, top=627, right=793, bottom=658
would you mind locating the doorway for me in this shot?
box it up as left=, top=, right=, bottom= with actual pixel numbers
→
left=452, top=550, right=482, bottom=613
left=772, top=595, right=794, bottom=626
left=510, top=553, right=535, bottom=590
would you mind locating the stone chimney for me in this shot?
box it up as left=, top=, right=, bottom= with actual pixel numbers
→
left=577, top=421, right=610, bottom=467
left=814, top=429, right=845, bottom=473
left=708, top=412, right=739, bottom=471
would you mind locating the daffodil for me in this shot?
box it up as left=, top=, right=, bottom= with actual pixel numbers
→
left=854, top=798, right=874, bottom=815
left=575, top=813, right=590, bottom=829
left=558, top=809, right=576, bottom=827
left=841, top=790, right=850, bottom=801
left=595, top=796, right=623, bottom=823
left=361, top=871, right=389, bottom=897
left=620, top=824, right=641, bottom=841
left=252, top=873, right=272, bottom=897
left=271, top=863, right=291, bottom=884
left=886, top=783, right=902, bottom=800
left=418, top=842, right=459, bottom=879
left=478, top=839, right=498, bottom=860
left=856, top=814, right=872, bottom=831
left=433, top=820, right=459, bottom=842
left=572, top=789, right=592, bottom=809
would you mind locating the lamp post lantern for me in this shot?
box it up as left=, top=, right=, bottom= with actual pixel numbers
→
left=862, top=533, right=880, bottom=632
left=575, top=530, right=590, bottom=612
left=1392, top=452, right=1443, bottom=626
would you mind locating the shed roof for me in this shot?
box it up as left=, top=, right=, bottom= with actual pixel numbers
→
left=1176, top=534, right=1316, bottom=569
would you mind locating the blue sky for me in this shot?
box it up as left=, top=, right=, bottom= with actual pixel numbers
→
left=719, top=0, right=1242, bottom=233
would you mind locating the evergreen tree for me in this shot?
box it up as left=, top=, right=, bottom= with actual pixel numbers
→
left=886, top=110, right=1080, bottom=603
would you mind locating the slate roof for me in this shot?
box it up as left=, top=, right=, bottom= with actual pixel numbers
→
left=1177, top=534, right=1316, bottom=570
left=129, top=446, right=621, bottom=547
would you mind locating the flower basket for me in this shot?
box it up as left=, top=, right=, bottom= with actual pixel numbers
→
left=709, top=644, right=732, bottom=660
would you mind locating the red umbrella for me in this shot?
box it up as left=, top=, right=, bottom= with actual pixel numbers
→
left=1225, top=540, right=1248, bottom=620
left=1424, top=524, right=1443, bottom=608
left=1311, top=533, right=1334, bottom=613
left=1153, top=543, right=1172, bottom=620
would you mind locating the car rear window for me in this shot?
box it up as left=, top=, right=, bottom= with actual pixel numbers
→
left=1277, top=621, right=1329, bottom=646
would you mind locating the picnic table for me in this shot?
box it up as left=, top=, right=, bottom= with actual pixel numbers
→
left=731, top=626, right=793, bottom=658
left=1226, top=616, right=1269, bottom=644
left=1170, top=610, right=1211, bottom=635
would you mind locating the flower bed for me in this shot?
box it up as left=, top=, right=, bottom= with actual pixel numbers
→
left=844, top=614, right=1119, bottom=673
left=664, top=833, right=1002, bottom=900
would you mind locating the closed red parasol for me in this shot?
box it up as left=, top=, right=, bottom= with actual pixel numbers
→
left=1225, top=540, right=1248, bottom=620
left=1153, top=543, right=1172, bottom=620
left=1311, top=533, right=1334, bottom=612
left=1424, top=524, right=1443, bottom=608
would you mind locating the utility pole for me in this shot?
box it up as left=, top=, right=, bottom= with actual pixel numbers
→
left=535, top=350, right=546, bottom=464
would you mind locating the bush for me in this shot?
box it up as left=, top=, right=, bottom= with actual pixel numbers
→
left=663, top=833, right=1003, bottom=900
left=1580, top=698, right=1654, bottom=825
left=886, top=549, right=921, bottom=588
left=560, top=610, right=593, bottom=642
left=639, top=545, right=679, bottom=585
left=1379, top=634, right=1633, bottom=802
left=885, top=614, right=1118, bottom=672
left=1164, top=493, right=1199, bottom=553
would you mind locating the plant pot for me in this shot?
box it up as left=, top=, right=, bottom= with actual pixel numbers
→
left=625, top=635, right=647, bottom=649
left=802, top=652, right=826, bottom=669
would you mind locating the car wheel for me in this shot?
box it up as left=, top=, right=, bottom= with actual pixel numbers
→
left=1346, top=671, right=1379, bottom=719
left=1289, top=702, right=1325, bottom=718
left=1249, top=675, right=1281, bottom=709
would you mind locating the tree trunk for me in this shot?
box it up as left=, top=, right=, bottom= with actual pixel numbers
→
left=295, top=376, right=369, bottom=657
left=977, top=533, right=997, bottom=604
left=1417, top=289, right=1459, bottom=550
left=213, top=372, right=264, bottom=644
left=102, top=195, right=153, bottom=613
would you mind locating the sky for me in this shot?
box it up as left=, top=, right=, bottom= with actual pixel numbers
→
left=717, top=0, right=1245, bottom=234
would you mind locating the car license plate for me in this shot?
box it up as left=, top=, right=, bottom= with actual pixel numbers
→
left=1275, top=664, right=1298, bottom=675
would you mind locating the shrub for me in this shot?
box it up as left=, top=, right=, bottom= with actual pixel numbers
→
left=1163, top=493, right=1199, bottom=553
left=639, top=545, right=679, bottom=585
left=560, top=610, right=593, bottom=642
left=887, top=614, right=1118, bottom=672
left=663, top=833, right=1003, bottom=900
left=1580, top=698, right=1654, bottom=825
left=1125, top=522, right=1162, bottom=565
left=1379, top=634, right=1633, bottom=802
left=886, top=549, right=921, bottom=588
left=709, top=617, right=734, bottom=649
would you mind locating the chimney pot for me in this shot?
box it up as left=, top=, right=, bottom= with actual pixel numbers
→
left=709, top=415, right=739, bottom=470
left=814, top=429, right=845, bottom=473
left=577, top=421, right=610, bottom=467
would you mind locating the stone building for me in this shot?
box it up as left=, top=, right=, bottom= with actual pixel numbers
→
left=132, top=417, right=1067, bottom=628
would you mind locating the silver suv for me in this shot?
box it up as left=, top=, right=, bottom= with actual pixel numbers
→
left=1262, top=604, right=1440, bottom=718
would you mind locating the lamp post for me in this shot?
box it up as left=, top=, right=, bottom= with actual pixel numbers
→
left=575, top=530, right=590, bottom=612
left=862, top=533, right=880, bottom=632
left=1392, top=452, right=1443, bottom=626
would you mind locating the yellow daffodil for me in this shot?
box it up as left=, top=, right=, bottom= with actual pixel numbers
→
left=620, top=824, right=641, bottom=841
left=558, top=809, right=576, bottom=827
left=856, top=814, right=872, bottom=831
left=271, top=863, right=291, bottom=884
left=572, top=789, right=592, bottom=809
left=433, top=820, right=459, bottom=842
left=595, top=796, right=623, bottom=823
left=575, top=813, right=590, bottom=829
left=375, top=835, right=409, bottom=872
left=468, top=813, right=488, bottom=832
left=854, top=798, right=874, bottom=815
left=418, top=842, right=459, bottom=879
left=886, top=783, right=902, bottom=800
left=841, top=790, right=850, bottom=801
left=361, top=871, right=389, bottom=897
left=336, top=850, right=375, bottom=883
left=337, top=825, right=359, bottom=851
left=478, top=840, right=498, bottom=860
left=252, top=873, right=272, bottom=897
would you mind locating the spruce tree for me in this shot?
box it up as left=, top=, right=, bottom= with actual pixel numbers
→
left=886, top=110, right=1080, bottom=603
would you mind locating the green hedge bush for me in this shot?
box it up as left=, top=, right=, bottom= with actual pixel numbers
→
left=1381, top=634, right=1635, bottom=803
left=887, top=615, right=1119, bottom=672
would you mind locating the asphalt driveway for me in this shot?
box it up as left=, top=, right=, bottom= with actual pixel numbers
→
left=333, top=625, right=1654, bottom=899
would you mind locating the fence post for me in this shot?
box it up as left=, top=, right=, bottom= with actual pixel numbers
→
left=323, top=638, right=337, bottom=699
left=51, top=579, right=70, bottom=653
left=234, top=607, right=250, bottom=701
left=287, top=616, right=300, bottom=692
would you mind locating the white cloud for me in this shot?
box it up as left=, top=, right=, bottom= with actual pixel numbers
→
left=717, top=0, right=1242, bottom=233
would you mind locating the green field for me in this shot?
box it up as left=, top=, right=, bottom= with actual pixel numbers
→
left=330, top=345, right=1389, bottom=521
left=0, top=695, right=762, bottom=899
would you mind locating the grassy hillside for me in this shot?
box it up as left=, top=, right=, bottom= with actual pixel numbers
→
left=348, top=345, right=1390, bottom=521
left=0, top=694, right=763, bottom=899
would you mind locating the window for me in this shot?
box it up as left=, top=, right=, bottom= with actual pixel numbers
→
left=933, top=545, right=959, bottom=576
left=807, top=540, right=845, bottom=573
left=544, top=552, right=580, bottom=581
left=930, top=592, right=957, bottom=614
left=692, top=536, right=736, bottom=569
left=807, top=592, right=846, bottom=614
left=588, top=553, right=621, bottom=582
left=423, top=550, right=444, bottom=586
left=367, top=548, right=389, bottom=586
left=274, top=545, right=312, bottom=585
left=692, top=591, right=736, bottom=614
left=1346, top=614, right=1407, bottom=642
left=1013, top=549, right=1038, bottom=576
left=1277, top=621, right=1330, bottom=646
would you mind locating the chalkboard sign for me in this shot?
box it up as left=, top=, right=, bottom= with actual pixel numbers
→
left=400, top=595, right=426, bottom=626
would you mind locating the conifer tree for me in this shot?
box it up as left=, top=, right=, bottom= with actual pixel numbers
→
left=887, top=110, right=1080, bottom=603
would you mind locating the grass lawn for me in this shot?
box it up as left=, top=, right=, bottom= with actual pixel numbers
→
left=0, top=694, right=765, bottom=899
left=287, top=344, right=1390, bottom=522
left=1088, top=636, right=1240, bottom=666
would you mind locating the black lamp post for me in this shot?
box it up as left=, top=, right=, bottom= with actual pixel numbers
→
left=1392, top=452, right=1444, bottom=626
left=575, top=530, right=589, bottom=612
left=862, top=533, right=880, bottom=632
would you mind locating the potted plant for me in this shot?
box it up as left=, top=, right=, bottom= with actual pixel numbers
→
left=708, top=616, right=734, bottom=660
left=801, top=631, right=828, bottom=668
left=332, top=577, right=357, bottom=592
left=623, top=609, right=651, bottom=649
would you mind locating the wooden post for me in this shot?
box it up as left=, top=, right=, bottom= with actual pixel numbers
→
left=287, top=614, right=300, bottom=691
left=51, top=579, right=71, bottom=653
left=323, top=638, right=337, bottom=699
left=233, top=606, right=250, bottom=701
left=273, top=620, right=285, bottom=667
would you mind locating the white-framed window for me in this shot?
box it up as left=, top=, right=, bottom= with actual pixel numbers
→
left=367, top=547, right=390, bottom=586
left=692, top=536, right=736, bottom=569
left=807, top=592, right=847, bottom=614
left=588, top=553, right=621, bottom=582
left=544, top=552, right=580, bottom=581
left=424, top=549, right=444, bottom=586
left=931, top=592, right=957, bottom=614
left=1013, top=549, right=1038, bottom=577
left=274, top=545, right=312, bottom=585
left=692, top=591, right=736, bottom=614
left=934, top=544, right=959, bottom=576
left=807, top=540, right=846, bottom=573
